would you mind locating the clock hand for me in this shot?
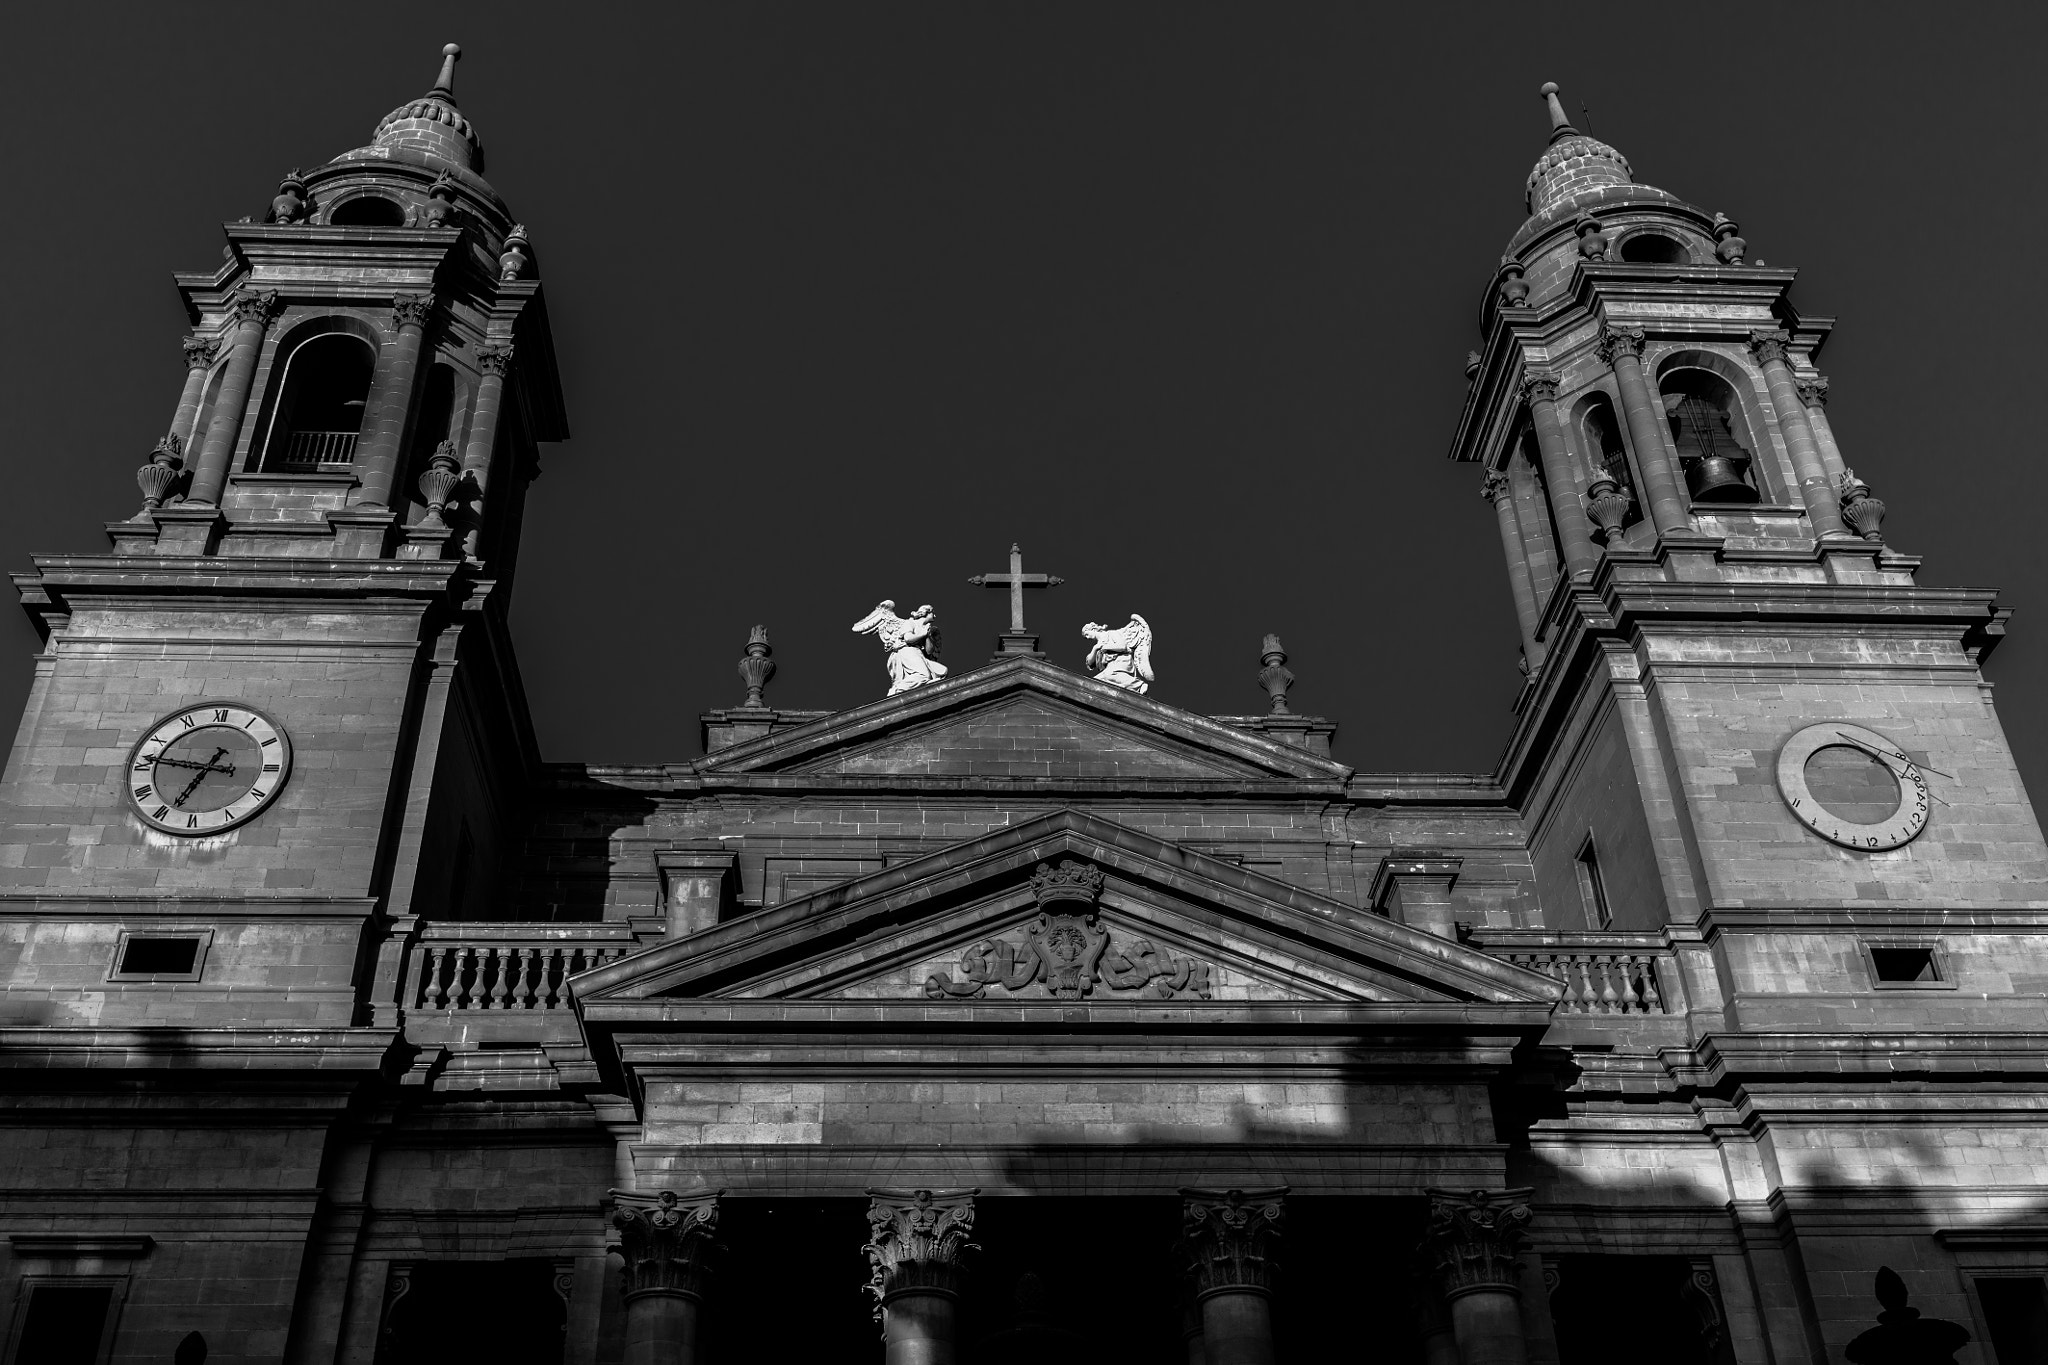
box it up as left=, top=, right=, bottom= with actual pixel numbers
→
left=154, top=755, right=239, bottom=772
left=1832, top=734, right=1947, bottom=805
left=172, top=748, right=231, bottom=808
left=1834, top=732, right=1954, bottom=780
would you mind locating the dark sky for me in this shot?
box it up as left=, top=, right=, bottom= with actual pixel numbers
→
left=5, top=5, right=2045, bottom=797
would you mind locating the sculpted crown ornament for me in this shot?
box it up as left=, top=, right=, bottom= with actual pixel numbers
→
left=865, top=1188, right=978, bottom=1314
left=1029, top=859, right=1105, bottom=909
left=1181, top=1187, right=1287, bottom=1296
left=1421, top=1187, right=1533, bottom=1300
left=609, top=1188, right=724, bottom=1302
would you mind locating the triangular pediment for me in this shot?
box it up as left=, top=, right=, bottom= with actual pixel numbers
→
left=696, top=657, right=1349, bottom=783
left=572, top=810, right=1560, bottom=1009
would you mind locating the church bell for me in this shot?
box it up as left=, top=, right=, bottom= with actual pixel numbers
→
left=1667, top=393, right=1760, bottom=504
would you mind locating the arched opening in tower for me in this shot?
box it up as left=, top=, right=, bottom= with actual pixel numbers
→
left=260, top=333, right=376, bottom=471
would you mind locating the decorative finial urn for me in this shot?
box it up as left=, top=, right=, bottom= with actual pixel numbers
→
left=417, top=442, right=463, bottom=527
left=737, top=625, right=775, bottom=708
left=1257, top=634, right=1295, bottom=715
left=499, top=226, right=533, bottom=282
left=1711, top=213, right=1747, bottom=265
left=1837, top=468, right=1886, bottom=542
left=135, top=434, right=184, bottom=514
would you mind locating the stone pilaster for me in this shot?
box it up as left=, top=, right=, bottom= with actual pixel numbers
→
left=1748, top=330, right=1848, bottom=538
left=1421, top=1188, right=1534, bottom=1365
left=610, top=1188, right=723, bottom=1365
left=1521, top=371, right=1600, bottom=578
left=865, top=1187, right=978, bottom=1365
left=1484, top=472, right=1544, bottom=672
left=1180, top=1187, right=1285, bottom=1365
left=187, top=288, right=282, bottom=506
left=351, top=291, right=437, bottom=511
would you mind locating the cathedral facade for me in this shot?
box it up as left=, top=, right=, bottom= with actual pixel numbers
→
left=1, top=50, right=2043, bottom=1365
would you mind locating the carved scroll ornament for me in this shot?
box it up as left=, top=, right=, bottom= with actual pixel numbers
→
left=923, top=859, right=1213, bottom=1000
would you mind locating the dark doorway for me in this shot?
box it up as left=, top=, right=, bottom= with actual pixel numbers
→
left=383, top=1260, right=567, bottom=1365
left=1274, top=1196, right=1427, bottom=1363
left=960, top=1196, right=1179, bottom=1365
left=1979, top=1276, right=2048, bottom=1365
left=708, top=1199, right=876, bottom=1364
left=1551, top=1254, right=1721, bottom=1365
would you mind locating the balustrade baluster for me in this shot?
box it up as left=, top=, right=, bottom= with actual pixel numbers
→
left=1615, top=955, right=1645, bottom=1012
left=450, top=947, right=474, bottom=1008
left=495, top=948, right=520, bottom=1008
left=1638, top=955, right=1664, bottom=1013
left=1597, top=955, right=1624, bottom=1013
left=517, top=948, right=542, bottom=1008
left=415, top=946, right=438, bottom=1008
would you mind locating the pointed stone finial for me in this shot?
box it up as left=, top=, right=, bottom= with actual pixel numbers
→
left=431, top=43, right=461, bottom=101
left=1539, top=81, right=1578, bottom=142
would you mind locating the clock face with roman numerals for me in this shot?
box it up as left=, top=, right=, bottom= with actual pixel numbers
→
left=127, top=703, right=292, bottom=835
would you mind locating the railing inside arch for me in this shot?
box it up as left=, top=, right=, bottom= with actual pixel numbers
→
left=408, top=924, right=636, bottom=1011
left=277, top=430, right=359, bottom=468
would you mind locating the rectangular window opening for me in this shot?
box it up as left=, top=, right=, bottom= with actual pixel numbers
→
left=110, top=933, right=206, bottom=980
left=1575, top=833, right=1613, bottom=930
left=17, top=1283, right=115, bottom=1365
left=1870, top=945, right=1940, bottom=984
left=1978, top=1276, right=2048, bottom=1365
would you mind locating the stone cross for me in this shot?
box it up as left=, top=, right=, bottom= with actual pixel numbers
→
left=968, top=542, right=1064, bottom=660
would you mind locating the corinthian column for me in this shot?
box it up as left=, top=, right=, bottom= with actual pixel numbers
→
left=171, top=335, right=222, bottom=455
left=187, top=290, right=283, bottom=506
left=1180, top=1187, right=1286, bottom=1365
left=458, top=341, right=514, bottom=557
left=1594, top=327, right=1689, bottom=537
left=1748, top=330, right=1848, bottom=538
left=865, top=1187, right=978, bottom=1365
left=1794, top=374, right=1848, bottom=485
left=1522, top=373, right=1599, bottom=577
left=1483, top=473, right=1544, bottom=671
left=1421, top=1188, right=1534, bottom=1365
left=351, top=291, right=437, bottom=510
left=610, top=1188, right=722, bottom=1365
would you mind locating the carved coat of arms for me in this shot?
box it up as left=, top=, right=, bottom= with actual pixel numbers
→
left=924, top=859, right=1212, bottom=1001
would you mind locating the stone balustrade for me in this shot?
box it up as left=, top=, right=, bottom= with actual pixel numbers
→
left=1475, top=931, right=1677, bottom=1016
left=407, top=923, right=635, bottom=1011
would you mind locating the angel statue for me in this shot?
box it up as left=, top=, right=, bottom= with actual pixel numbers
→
left=1082, top=614, right=1154, bottom=694
left=851, top=600, right=948, bottom=696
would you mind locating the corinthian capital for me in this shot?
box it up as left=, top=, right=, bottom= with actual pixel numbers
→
left=476, top=341, right=515, bottom=377
left=230, top=289, right=283, bottom=329
left=391, top=291, right=438, bottom=332
left=865, top=1187, right=977, bottom=1311
left=182, top=335, right=222, bottom=370
left=1481, top=471, right=1512, bottom=505
left=609, top=1188, right=723, bottom=1301
left=1594, top=326, right=1645, bottom=366
left=1520, top=371, right=1560, bottom=406
left=1795, top=374, right=1830, bottom=408
left=1421, top=1187, right=1532, bottom=1300
left=1746, top=329, right=1792, bottom=366
left=1180, top=1187, right=1286, bottom=1296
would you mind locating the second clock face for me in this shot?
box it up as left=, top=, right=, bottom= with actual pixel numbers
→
left=127, top=704, right=292, bottom=835
left=1775, top=723, right=1930, bottom=851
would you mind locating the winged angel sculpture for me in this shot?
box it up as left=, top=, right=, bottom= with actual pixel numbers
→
left=851, top=600, right=947, bottom=696
left=1082, top=614, right=1154, bottom=694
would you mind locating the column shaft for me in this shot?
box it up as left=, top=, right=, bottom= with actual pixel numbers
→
left=1423, top=1189, right=1535, bottom=1365
left=187, top=293, right=280, bottom=506
left=170, top=337, right=220, bottom=455
left=623, top=1295, right=702, bottom=1365
left=1509, top=455, right=1559, bottom=606
left=352, top=293, right=435, bottom=509
left=882, top=1290, right=958, bottom=1365
left=1450, top=1290, right=1530, bottom=1365
left=1796, top=375, right=1847, bottom=485
left=1485, top=474, right=1544, bottom=669
left=1750, top=332, right=1847, bottom=537
left=1524, top=376, right=1600, bottom=577
left=1199, top=1291, right=1276, bottom=1365
left=458, top=342, right=512, bottom=556
left=1598, top=329, right=1690, bottom=536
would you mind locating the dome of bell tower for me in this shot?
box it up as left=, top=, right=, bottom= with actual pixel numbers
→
left=1524, top=82, right=1633, bottom=216
left=367, top=44, right=484, bottom=175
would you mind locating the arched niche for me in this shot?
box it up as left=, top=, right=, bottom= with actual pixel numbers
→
left=1618, top=231, right=1690, bottom=264
left=330, top=194, right=407, bottom=227
left=1570, top=388, right=1645, bottom=535
left=1654, top=350, right=1782, bottom=504
left=253, top=320, right=380, bottom=472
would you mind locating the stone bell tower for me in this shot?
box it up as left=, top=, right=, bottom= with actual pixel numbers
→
left=1450, top=83, right=2048, bottom=949
left=0, top=45, right=566, bottom=1028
